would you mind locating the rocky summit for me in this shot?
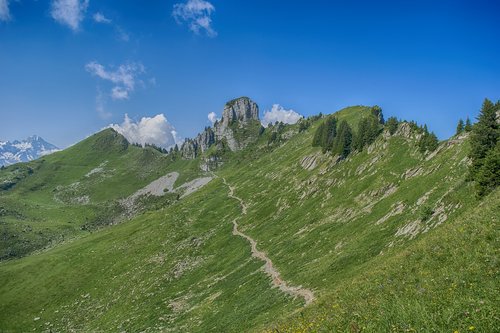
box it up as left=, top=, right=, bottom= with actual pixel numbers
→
left=219, top=96, right=260, bottom=126
left=181, top=97, right=263, bottom=158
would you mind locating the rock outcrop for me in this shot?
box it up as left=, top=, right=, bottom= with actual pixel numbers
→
left=180, top=139, right=198, bottom=159
left=220, top=97, right=259, bottom=127
left=181, top=97, right=262, bottom=158
left=196, top=127, right=216, bottom=152
left=214, top=97, right=261, bottom=151
left=180, top=127, right=215, bottom=159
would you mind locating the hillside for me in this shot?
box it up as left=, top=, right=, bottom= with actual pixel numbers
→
left=0, top=104, right=498, bottom=332
left=0, top=129, right=201, bottom=259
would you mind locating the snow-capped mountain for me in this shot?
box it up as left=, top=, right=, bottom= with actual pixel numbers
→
left=0, top=135, right=59, bottom=166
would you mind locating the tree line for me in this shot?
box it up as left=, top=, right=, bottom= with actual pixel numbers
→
left=312, top=106, right=440, bottom=158
left=312, top=100, right=499, bottom=197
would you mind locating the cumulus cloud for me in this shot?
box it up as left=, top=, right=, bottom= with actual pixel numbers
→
left=0, top=0, right=11, bottom=22
left=207, top=112, right=218, bottom=125
left=51, top=0, right=89, bottom=31
left=109, top=114, right=181, bottom=149
left=173, top=0, right=217, bottom=37
left=93, top=12, right=111, bottom=24
left=85, top=61, right=146, bottom=100
left=262, top=104, right=303, bottom=127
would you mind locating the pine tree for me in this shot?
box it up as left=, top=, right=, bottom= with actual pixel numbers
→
left=464, top=117, right=472, bottom=132
left=475, top=142, right=500, bottom=197
left=321, top=116, right=337, bottom=151
left=469, top=98, right=500, bottom=195
left=427, top=132, right=439, bottom=152
left=331, top=120, right=352, bottom=158
left=469, top=99, right=499, bottom=179
left=370, top=105, right=384, bottom=124
left=418, top=126, right=438, bottom=154
left=312, top=123, right=325, bottom=147
left=366, top=116, right=381, bottom=143
left=353, top=118, right=369, bottom=151
left=456, top=119, right=464, bottom=135
left=353, top=115, right=381, bottom=152
left=312, top=116, right=337, bottom=152
left=385, top=117, right=399, bottom=135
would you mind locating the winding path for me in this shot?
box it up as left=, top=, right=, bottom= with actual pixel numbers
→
left=221, top=177, right=315, bottom=306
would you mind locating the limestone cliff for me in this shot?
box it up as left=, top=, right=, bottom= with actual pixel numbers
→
left=181, top=97, right=262, bottom=158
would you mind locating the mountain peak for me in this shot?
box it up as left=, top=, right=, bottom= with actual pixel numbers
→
left=221, top=96, right=259, bottom=126
left=180, top=97, right=262, bottom=158
left=0, top=135, right=59, bottom=166
left=27, top=135, right=42, bottom=142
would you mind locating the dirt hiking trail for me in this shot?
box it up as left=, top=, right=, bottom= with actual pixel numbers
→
left=221, top=177, right=315, bottom=306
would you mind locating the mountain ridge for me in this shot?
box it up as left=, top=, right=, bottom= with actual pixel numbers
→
left=0, top=135, right=59, bottom=167
left=0, top=99, right=498, bottom=333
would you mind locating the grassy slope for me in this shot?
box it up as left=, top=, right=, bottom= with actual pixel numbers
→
left=263, top=188, right=499, bottom=332
left=0, top=179, right=300, bottom=332
left=0, top=129, right=201, bottom=259
left=0, top=106, right=498, bottom=332
left=221, top=107, right=473, bottom=295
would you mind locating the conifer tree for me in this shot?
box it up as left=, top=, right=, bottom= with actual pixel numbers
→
left=418, top=126, right=438, bottom=154
left=331, top=120, right=352, bottom=158
left=321, top=116, right=337, bottom=151
left=353, top=115, right=381, bottom=151
left=469, top=98, right=499, bottom=195
left=312, top=116, right=337, bottom=152
left=456, top=119, right=464, bottom=135
left=464, top=117, right=472, bottom=132
left=385, top=117, right=399, bottom=135
left=370, top=105, right=384, bottom=124
left=353, top=118, right=369, bottom=151
left=312, top=123, right=325, bottom=147
left=475, top=142, right=500, bottom=197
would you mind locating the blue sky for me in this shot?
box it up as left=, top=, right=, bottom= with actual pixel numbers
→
left=0, top=0, right=499, bottom=148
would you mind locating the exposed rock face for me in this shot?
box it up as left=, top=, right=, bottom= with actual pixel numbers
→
left=220, top=97, right=259, bottom=127
left=196, top=127, right=215, bottom=152
left=180, top=127, right=215, bottom=159
left=180, top=139, right=198, bottom=159
left=181, top=97, right=262, bottom=158
left=214, top=97, right=261, bottom=151
left=395, top=122, right=412, bottom=138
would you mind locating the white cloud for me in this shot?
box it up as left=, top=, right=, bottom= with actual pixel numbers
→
left=173, top=0, right=217, bottom=37
left=85, top=61, right=145, bottom=100
left=93, top=12, right=111, bottom=24
left=262, top=104, right=303, bottom=127
left=109, top=114, right=181, bottom=149
left=207, top=112, right=218, bottom=125
left=96, top=88, right=111, bottom=119
left=0, top=0, right=11, bottom=22
left=111, top=86, right=129, bottom=100
left=51, top=0, right=89, bottom=31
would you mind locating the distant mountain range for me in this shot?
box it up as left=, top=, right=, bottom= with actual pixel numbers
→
left=0, top=135, right=59, bottom=166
